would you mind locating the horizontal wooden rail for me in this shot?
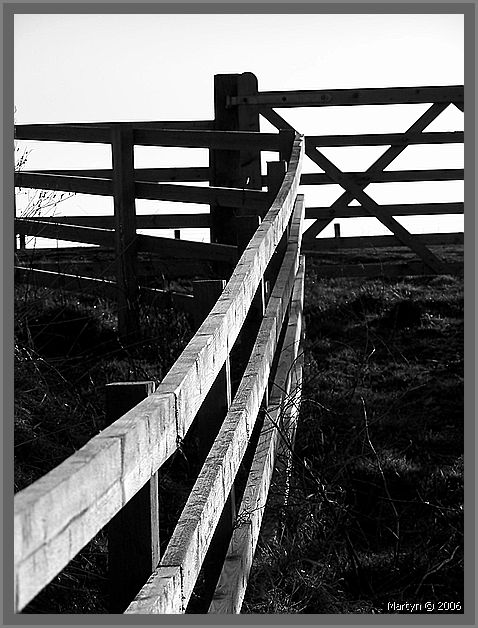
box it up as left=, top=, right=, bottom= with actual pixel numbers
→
left=300, top=168, right=464, bottom=186
left=125, top=193, right=305, bottom=614
left=134, top=181, right=270, bottom=210
left=14, top=125, right=112, bottom=143
left=15, top=172, right=112, bottom=195
left=133, top=128, right=283, bottom=151
left=305, top=202, right=464, bottom=220
left=209, top=254, right=305, bottom=613
left=15, top=172, right=270, bottom=210
left=13, top=134, right=304, bottom=613
left=14, top=267, right=195, bottom=314
left=306, top=131, right=464, bottom=147
left=229, top=85, right=463, bottom=108
left=26, top=213, right=212, bottom=229
left=15, top=219, right=237, bottom=263
left=303, top=232, right=464, bottom=251
left=23, top=167, right=210, bottom=182
left=14, top=125, right=282, bottom=151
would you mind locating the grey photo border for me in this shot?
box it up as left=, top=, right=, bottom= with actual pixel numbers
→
left=2, top=2, right=475, bottom=627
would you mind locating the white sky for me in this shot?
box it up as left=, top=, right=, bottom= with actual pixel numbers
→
left=14, top=13, right=464, bottom=243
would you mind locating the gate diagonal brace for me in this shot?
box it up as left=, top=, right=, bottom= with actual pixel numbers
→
left=304, top=145, right=449, bottom=275
left=303, top=102, right=450, bottom=241
left=260, top=102, right=454, bottom=266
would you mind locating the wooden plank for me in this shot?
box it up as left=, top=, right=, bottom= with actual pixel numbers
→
left=124, top=566, right=183, bottom=614
left=15, top=172, right=112, bottom=195
left=126, top=193, right=305, bottom=614
left=300, top=168, right=464, bottom=185
left=24, top=167, right=210, bottom=182
left=14, top=135, right=303, bottom=614
left=305, top=202, right=464, bottom=220
left=134, top=128, right=281, bottom=151
left=209, top=256, right=305, bottom=614
left=135, top=181, right=269, bottom=210
left=137, top=233, right=237, bottom=264
left=230, top=85, right=463, bottom=108
left=14, top=124, right=111, bottom=143
left=308, top=260, right=464, bottom=279
left=26, top=213, right=212, bottom=229
left=15, top=219, right=114, bottom=246
left=306, top=131, right=463, bottom=147
left=105, top=382, right=160, bottom=614
left=305, top=145, right=449, bottom=274
left=303, top=232, right=464, bottom=251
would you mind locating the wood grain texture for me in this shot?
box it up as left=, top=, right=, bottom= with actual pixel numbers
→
left=127, top=193, right=305, bottom=614
left=209, top=255, right=305, bottom=613
left=14, top=391, right=175, bottom=612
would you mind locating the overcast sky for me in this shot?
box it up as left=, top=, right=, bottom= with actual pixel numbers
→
left=14, top=12, right=464, bottom=241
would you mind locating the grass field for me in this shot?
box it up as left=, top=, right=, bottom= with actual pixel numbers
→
left=14, top=245, right=464, bottom=614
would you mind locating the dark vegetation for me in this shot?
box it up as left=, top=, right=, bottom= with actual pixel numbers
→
left=14, top=246, right=464, bottom=614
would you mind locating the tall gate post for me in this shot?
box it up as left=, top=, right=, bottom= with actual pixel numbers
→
left=210, top=72, right=262, bottom=246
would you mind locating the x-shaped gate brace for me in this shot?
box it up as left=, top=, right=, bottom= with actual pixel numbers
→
left=260, top=102, right=460, bottom=275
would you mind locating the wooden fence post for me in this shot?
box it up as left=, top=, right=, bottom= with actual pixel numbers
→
left=192, top=279, right=235, bottom=609
left=334, top=223, right=341, bottom=239
left=105, top=381, right=160, bottom=613
left=265, top=160, right=288, bottom=290
left=111, top=123, right=140, bottom=344
left=210, top=72, right=261, bottom=246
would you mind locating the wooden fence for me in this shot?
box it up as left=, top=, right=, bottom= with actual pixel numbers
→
left=14, top=111, right=306, bottom=612
left=13, top=72, right=463, bottom=614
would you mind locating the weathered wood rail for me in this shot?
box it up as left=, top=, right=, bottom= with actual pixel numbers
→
left=14, top=72, right=463, bottom=614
